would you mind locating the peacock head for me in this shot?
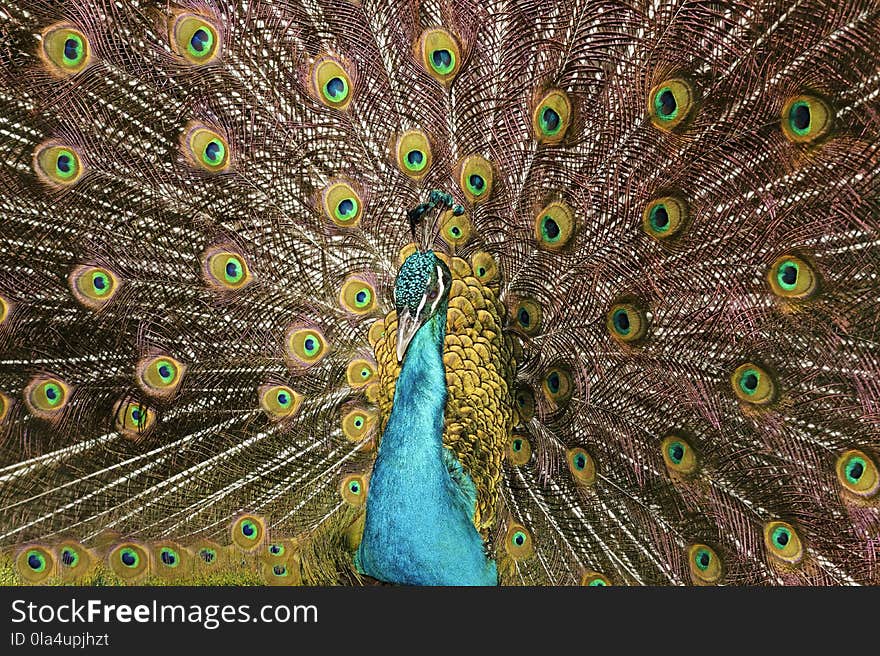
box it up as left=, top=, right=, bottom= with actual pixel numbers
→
left=394, top=250, right=452, bottom=362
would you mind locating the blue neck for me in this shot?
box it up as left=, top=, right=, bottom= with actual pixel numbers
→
left=356, top=309, right=497, bottom=585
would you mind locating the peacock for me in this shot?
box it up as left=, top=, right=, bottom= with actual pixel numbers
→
left=0, top=0, right=878, bottom=587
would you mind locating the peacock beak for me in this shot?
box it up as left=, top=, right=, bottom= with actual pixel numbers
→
left=396, top=309, right=421, bottom=363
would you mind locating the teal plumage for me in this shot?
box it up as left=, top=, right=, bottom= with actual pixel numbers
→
left=0, top=0, right=879, bottom=586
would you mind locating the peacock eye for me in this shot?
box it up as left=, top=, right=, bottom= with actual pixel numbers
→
left=322, top=180, right=363, bottom=227
left=835, top=449, right=879, bottom=498
left=504, top=523, right=535, bottom=559
left=313, top=57, right=353, bottom=109
left=396, top=130, right=432, bottom=177
left=203, top=248, right=251, bottom=290
left=688, top=543, right=723, bottom=584
left=340, top=474, right=368, bottom=506
left=184, top=125, right=230, bottom=172
left=457, top=155, right=494, bottom=203
left=731, top=363, right=776, bottom=405
left=138, top=355, right=186, bottom=398
left=34, top=143, right=84, bottom=187
left=567, top=447, right=596, bottom=485
left=781, top=95, right=832, bottom=144
left=340, top=277, right=377, bottom=314
left=259, top=384, right=301, bottom=420
left=170, top=15, right=221, bottom=65
left=114, top=398, right=156, bottom=440
left=231, top=515, right=265, bottom=550
left=199, top=548, right=217, bottom=564
left=418, top=28, right=461, bottom=83
left=580, top=571, right=612, bottom=586
left=534, top=201, right=575, bottom=250
left=69, top=265, right=119, bottom=310
left=767, top=255, right=818, bottom=299
left=159, top=547, right=180, bottom=568
left=647, top=78, right=696, bottom=131
left=41, top=23, right=91, bottom=76
left=506, top=434, right=531, bottom=466
left=661, top=435, right=698, bottom=475
left=342, top=407, right=375, bottom=441
left=25, top=376, right=71, bottom=419
left=643, top=196, right=688, bottom=240
left=607, top=302, right=648, bottom=343
left=763, top=521, right=804, bottom=565
left=532, top=89, right=572, bottom=144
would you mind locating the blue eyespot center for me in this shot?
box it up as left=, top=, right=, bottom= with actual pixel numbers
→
left=46, top=387, right=57, bottom=401
left=160, top=550, right=177, bottom=566
left=669, top=442, right=685, bottom=464
left=848, top=460, right=864, bottom=481
left=518, top=308, right=530, bottom=326
left=199, top=549, right=215, bottom=563
left=542, top=216, right=560, bottom=240
left=57, top=154, right=72, bottom=173
left=468, top=174, right=485, bottom=191
left=742, top=373, right=758, bottom=392
left=697, top=550, right=710, bottom=569
left=326, top=76, right=346, bottom=99
left=121, top=550, right=137, bottom=567
left=651, top=205, right=669, bottom=230
left=273, top=564, right=286, bottom=576
left=658, top=89, right=676, bottom=117
left=242, top=522, right=256, bottom=537
left=431, top=49, right=452, bottom=69
left=547, top=371, right=560, bottom=393
left=225, top=261, right=238, bottom=278
left=791, top=103, right=810, bottom=132
left=406, top=150, right=423, bottom=166
left=574, top=453, right=586, bottom=470
left=512, top=439, right=522, bottom=452
left=190, top=28, right=210, bottom=53
left=541, top=107, right=560, bottom=132
left=337, top=199, right=355, bottom=217
left=64, top=38, right=80, bottom=61
left=277, top=392, right=288, bottom=405
left=613, top=309, right=630, bottom=333
left=158, top=365, right=171, bottom=379
left=27, top=554, right=43, bottom=570
left=780, top=264, right=797, bottom=286
left=355, top=291, right=367, bottom=303
left=61, top=549, right=76, bottom=566
left=205, top=141, right=222, bottom=163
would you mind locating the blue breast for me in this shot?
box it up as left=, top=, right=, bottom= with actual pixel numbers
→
left=355, top=313, right=497, bottom=585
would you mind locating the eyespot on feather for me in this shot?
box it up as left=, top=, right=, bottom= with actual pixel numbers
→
left=340, top=473, right=368, bottom=506
left=312, top=56, right=353, bottom=109
left=767, top=255, right=819, bottom=300
left=417, top=28, right=462, bottom=84
left=346, top=359, right=377, bottom=388
left=514, top=387, right=535, bottom=423
left=136, top=354, right=186, bottom=399
left=113, top=398, right=156, bottom=441
left=643, top=196, right=688, bottom=240
left=567, top=448, right=596, bottom=486
left=688, top=543, right=723, bottom=585
left=506, top=434, right=532, bottom=466
left=542, top=366, right=573, bottom=406
left=470, top=252, right=499, bottom=285
left=231, top=515, right=266, bottom=551
left=731, top=363, right=776, bottom=405
left=107, top=542, right=150, bottom=581
left=580, top=570, right=612, bottom=586
left=182, top=124, right=230, bottom=172
left=395, top=130, right=432, bottom=178
left=835, top=449, right=879, bottom=498
left=661, top=435, right=698, bottom=476
left=440, top=210, right=472, bottom=248
left=532, top=89, right=572, bottom=144
left=648, top=78, right=696, bottom=131
left=607, top=302, right=648, bottom=343
left=152, top=541, right=192, bottom=579
left=504, top=523, right=534, bottom=560
left=202, top=246, right=252, bottom=290
left=40, top=23, right=91, bottom=76
left=15, top=545, right=55, bottom=584
left=342, top=407, right=376, bottom=442
left=34, top=142, right=84, bottom=188
left=457, top=155, right=493, bottom=203
left=534, top=201, right=575, bottom=250
left=24, top=376, right=71, bottom=421
left=763, top=520, right=804, bottom=565
left=285, top=326, right=328, bottom=367
left=56, top=541, right=92, bottom=582
left=259, top=384, right=303, bottom=421
left=322, top=180, right=363, bottom=227
left=781, top=94, right=832, bottom=144
left=511, top=298, right=542, bottom=336
left=339, top=276, right=377, bottom=314
left=68, top=265, right=119, bottom=311
left=169, top=13, right=221, bottom=65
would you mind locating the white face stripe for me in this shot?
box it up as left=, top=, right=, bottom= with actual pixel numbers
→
left=414, top=264, right=447, bottom=322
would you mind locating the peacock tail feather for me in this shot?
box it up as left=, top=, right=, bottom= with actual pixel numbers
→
left=0, top=0, right=879, bottom=585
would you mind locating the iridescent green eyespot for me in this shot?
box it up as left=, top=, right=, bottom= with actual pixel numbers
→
left=313, top=56, right=353, bottom=109
left=170, top=14, right=221, bottom=65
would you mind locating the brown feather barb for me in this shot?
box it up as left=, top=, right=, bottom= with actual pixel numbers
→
left=0, top=0, right=879, bottom=586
